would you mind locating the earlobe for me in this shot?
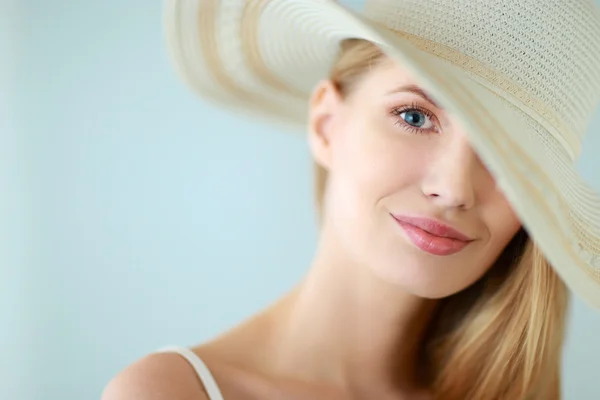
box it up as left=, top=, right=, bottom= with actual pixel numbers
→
left=307, top=80, right=342, bottom=170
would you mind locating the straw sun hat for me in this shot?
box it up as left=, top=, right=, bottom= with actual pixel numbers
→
left=164, top=0, right=600, bottom=308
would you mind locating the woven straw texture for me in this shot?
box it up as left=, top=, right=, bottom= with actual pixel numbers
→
left=165, top=0, right=600, bottom=307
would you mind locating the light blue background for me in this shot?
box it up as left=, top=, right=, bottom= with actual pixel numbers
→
left=3, top=1, right=600, bottom=399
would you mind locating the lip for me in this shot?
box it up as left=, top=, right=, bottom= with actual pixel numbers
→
left=391, top=214, right=474, bottom=256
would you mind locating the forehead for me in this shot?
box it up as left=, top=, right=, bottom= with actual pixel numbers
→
left=354, top=57, right=421, bottom=93
left=349, top=57, right=442, bottom=107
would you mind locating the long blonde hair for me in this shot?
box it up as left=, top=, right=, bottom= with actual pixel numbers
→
left=316, top=39, right=570, bottom=399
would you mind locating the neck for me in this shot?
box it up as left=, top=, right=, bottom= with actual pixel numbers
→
left=265, top=229, right=437, bottom=394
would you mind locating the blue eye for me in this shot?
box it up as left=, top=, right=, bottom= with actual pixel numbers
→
left=391, top=104, right=438, bottom=134
left=400, top=110, right=431, bottom=128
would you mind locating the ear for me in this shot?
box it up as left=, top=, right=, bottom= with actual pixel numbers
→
left=307, top=80, right=344, bottom=171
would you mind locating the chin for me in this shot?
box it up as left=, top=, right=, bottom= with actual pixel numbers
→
left=368, top=259, right=480, bottom=300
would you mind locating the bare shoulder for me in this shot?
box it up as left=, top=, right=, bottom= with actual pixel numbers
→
left=101, top=352, right=209, bottom=400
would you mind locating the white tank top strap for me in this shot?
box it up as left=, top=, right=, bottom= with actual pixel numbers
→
left=157, top=346, right=225, bottom=400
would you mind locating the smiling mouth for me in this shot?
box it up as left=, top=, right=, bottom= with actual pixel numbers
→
left=391, top=215, right=473, bottom=256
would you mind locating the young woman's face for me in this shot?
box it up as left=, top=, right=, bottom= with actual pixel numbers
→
left=309, top=57, right=522, bottom=298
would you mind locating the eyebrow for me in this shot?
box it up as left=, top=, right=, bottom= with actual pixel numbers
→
left=386, top=84, right=444, bottom=110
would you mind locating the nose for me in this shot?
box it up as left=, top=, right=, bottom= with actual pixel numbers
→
left=420, top=134, right=479, bottom=211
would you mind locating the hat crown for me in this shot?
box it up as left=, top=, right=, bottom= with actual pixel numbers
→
left=364, top=0, right=600, bottom=156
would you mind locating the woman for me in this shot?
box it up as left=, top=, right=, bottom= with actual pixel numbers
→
left=103, top=0, right=600, bottom=399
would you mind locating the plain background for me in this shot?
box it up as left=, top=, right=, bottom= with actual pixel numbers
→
left=3, top=0, right=600, bottom=399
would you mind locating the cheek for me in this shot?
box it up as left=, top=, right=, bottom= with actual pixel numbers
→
left=461, top=196, right=523, bottom=285
left=329, top=116, right=424, bottom=209
left=324, top=115, right=428, bottom=264
left=483, top=199, right=522, bottom=253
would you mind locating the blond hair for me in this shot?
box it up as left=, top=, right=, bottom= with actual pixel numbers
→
left=317, top=39, right=570, bottom=399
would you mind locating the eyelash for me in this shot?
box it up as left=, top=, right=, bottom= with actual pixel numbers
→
left=390, top=102, right=439, bottom=135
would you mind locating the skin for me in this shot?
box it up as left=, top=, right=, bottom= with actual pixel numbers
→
left=102, top=57, right=522, bottom=400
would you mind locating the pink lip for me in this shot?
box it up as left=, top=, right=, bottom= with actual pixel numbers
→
left=391, top=215, right=474, bottom=256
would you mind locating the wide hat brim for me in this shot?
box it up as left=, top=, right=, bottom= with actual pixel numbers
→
left=165, top=0, right=600, bottom=308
